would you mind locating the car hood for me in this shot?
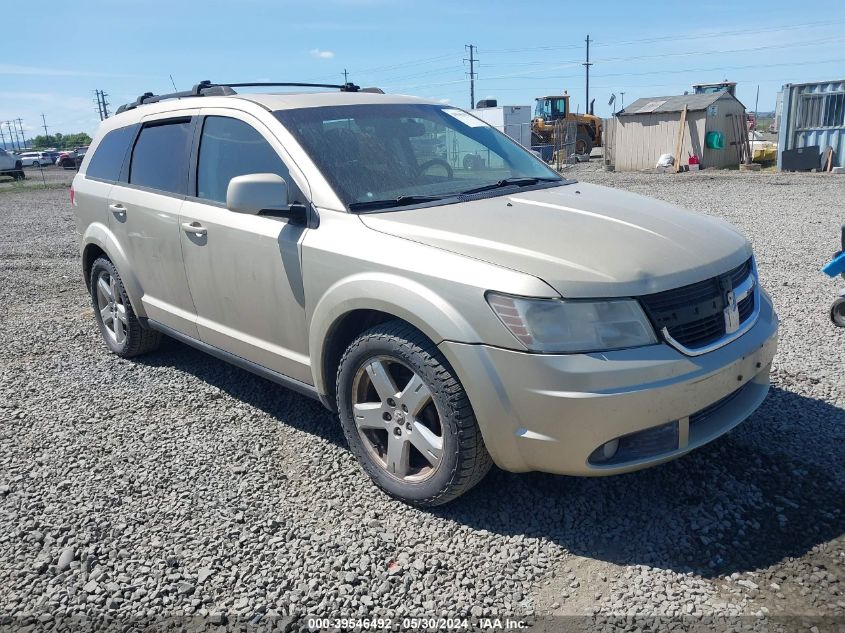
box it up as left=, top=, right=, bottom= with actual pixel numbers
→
left=359, top=182, right=752, bottom=298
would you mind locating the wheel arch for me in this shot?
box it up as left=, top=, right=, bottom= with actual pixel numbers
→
left=81, top=223, right=147, bottom=318
left=310, top=273, right=479, bottom=404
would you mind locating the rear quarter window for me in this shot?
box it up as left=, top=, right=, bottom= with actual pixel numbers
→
left=86, top=125, right=137, bottom=182
left=129, top=118, right=193, bottom=194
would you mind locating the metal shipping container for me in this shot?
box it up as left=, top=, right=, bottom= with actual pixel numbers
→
left=777, top=79, right=845, bottom=170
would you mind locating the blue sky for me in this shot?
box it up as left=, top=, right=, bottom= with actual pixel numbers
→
left=1, top=0, right=844, bottom=143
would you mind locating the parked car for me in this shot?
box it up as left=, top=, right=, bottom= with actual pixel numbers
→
left=18, top=151, right=49, bottom=167
left=71, top=85, right=779, bottom=506
left=58, top=147, right=87, bottom=169
left=0, top=147, right=24, bottom=180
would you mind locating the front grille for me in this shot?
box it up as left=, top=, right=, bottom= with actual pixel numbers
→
left=639, top=258, right=755, bottom=350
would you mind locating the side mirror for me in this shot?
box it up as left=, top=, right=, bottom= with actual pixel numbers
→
left=226, top=173, right=307, bottom=223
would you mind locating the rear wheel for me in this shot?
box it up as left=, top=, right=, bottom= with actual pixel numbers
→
left=90, top=257, right=161, bottom=357
left=336, top=320, right=492, bottom=506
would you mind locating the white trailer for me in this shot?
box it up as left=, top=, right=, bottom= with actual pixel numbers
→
left=470, top=105, right=532, bottom=148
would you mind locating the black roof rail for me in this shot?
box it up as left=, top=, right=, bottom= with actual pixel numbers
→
left=115, top=80, right=362, bottom=114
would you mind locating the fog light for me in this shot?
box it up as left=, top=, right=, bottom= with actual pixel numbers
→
left=588, top=421, right=679, bottom=466
left=600, top=439, right=619, bottom=460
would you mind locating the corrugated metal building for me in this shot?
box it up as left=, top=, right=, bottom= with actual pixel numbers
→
left=777, top=79, right=845, bottom=170
left=608, top=91, right=746, bottom=171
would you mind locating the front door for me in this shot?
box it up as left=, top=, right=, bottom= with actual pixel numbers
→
left=178, top=111, right=311, bottom=383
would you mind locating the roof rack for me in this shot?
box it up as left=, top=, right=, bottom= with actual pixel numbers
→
left=115, top=80, right=361, bottom=114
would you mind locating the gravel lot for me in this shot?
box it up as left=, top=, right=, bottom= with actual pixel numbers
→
left=0, top=167, right=843, bottom=631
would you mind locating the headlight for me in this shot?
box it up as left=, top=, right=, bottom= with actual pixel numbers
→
left=486, top=292, right=658, bottom=353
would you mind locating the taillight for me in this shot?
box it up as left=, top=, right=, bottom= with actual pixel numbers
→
left=69, top=186, right=75, bottom=206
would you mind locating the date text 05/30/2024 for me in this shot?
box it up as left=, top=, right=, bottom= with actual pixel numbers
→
left=307, top=617, right=529, bottom=630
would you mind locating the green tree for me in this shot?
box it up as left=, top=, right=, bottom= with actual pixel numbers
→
left=32, top=132, right=92, bottom=149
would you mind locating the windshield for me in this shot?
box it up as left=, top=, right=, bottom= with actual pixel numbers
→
left=274, top=103, right=562, bottom=209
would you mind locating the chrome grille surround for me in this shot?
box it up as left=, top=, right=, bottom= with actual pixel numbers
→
left=639, top=257, right=760, bottom=357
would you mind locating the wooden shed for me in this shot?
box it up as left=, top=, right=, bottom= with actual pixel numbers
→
left=607, top=91, right=746, bottom=171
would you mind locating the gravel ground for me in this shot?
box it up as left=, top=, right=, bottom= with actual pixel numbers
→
left=0, top=168, right=843, bottom=631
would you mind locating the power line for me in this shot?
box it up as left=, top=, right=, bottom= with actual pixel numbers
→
left=481, top=18, right=845, bottom=55
left=481, top=56, right=845, bottom=91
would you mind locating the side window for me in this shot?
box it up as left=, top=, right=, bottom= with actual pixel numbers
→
left=129, top=119, right=192, bottom=194
left=86, top=125, right=136, bottom=182
left=197, top=116, right=291, bottom=204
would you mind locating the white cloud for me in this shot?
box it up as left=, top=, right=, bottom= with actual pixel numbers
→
left=310, top=49, right=335, bottom=60
left=438, top=98, right=451, bottom=104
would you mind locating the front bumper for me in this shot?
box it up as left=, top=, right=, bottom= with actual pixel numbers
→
left=439, top=291, right=779, bottom=475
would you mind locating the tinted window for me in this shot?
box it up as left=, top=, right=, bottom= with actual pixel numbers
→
left=87, top=125, right=136, bottom=181
left=197, top=116, right=290, bottom=204
left=129, top=119, right=192, bottom=194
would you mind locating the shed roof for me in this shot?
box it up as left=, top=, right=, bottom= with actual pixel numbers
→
left=620, top=91, right=741, bottom=116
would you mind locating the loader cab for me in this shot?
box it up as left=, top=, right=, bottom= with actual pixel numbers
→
left=534, top=95, right=569, bottom=121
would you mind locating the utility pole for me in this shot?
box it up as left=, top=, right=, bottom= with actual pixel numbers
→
left=620, top=91, right=625, bottom=110
left=94, top=90, right=110, bottom=120
left=583, top=35, right=592, bottom=115
left=754, top=84, right=760, bottom=129
left=16, top=119, right=26, bottom=149
left=464, top=44, right=477, bottom=109
left=94, top=91, right=104, bottom=121
left=41, top=113, right=49, bottom=140
left=11, top=121, right=21, bottom=150
left=343, top=68, right=349, bottom=84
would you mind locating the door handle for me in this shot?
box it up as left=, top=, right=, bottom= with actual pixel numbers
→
left=109, top=203, right=126, bottom=215
left=181, top=222, right=207, bottom=236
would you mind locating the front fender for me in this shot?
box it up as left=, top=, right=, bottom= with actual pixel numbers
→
left=82, top=222, right=146, bottom=318
left=309, top=272, right=479, bottom=396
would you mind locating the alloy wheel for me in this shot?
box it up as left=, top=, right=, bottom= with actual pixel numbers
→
left=351, top=356, right=444, bottom=482
left=95, top=270, right=128, bottom=346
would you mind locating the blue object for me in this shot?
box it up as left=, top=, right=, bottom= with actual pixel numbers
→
left=823, top=251, right=845, bottom=277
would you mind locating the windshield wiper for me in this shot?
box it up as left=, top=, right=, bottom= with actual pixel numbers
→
left=348, top=195, right=443, bottom=212
left=458, top=176, right=560, bottom=196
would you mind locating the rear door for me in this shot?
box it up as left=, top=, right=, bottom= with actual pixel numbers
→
left=108, top=111, right=200, bottom=338
left=178, top=110, right=311, bottom=382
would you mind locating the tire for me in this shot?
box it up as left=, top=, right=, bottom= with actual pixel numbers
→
left=336, top=320, right=492, bottom=506
left=89, top=257, right=161, bottom=357
left=831, top=297, right=845, bottom=327
left=32, top=161, right=39, bottom=168
left=575, top=131, right=593, bottom=156
left=13, top=170, right=25, bottom=181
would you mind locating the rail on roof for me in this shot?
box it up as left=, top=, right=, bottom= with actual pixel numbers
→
left=115, top=80, right=361, bottom=114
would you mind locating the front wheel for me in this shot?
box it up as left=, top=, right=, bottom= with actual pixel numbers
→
left=575, top=131, right=593, bottom=156
left=831, top=297, right=845, bottom=327
left=336, top=320, right=492, bottom=506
